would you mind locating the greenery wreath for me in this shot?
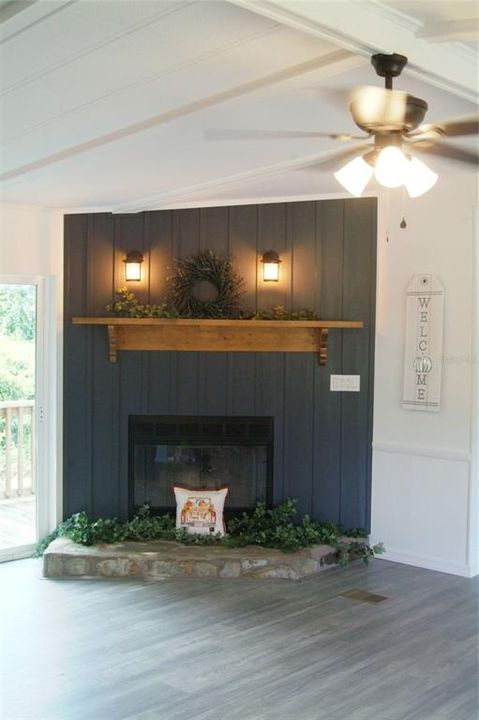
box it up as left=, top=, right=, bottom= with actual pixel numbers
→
left=167, top=250, right=244, bottom=318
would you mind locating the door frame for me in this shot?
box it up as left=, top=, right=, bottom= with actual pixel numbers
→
left=0, top=274, right=59, bottom=561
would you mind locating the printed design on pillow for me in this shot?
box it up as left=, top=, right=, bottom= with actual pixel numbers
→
left=173, top=486, right=228, bottom=536
left=181, top=496, right=217, bottom=529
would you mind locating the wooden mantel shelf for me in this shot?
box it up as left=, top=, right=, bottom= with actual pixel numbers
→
left=72, top=317, right=364, bottom=366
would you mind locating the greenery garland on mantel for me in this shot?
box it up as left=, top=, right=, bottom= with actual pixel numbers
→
left=106, top=250, right=320, bottom=320
left=37, top=499, right=384, bottom=564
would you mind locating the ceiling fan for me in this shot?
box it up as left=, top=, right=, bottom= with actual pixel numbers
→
left=206, top=53, right=478, bottom=197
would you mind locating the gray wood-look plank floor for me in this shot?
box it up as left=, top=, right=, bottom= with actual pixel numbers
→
left=0, top=497, right=35, bottom=549
left=0, top=558, right=477, bottom=720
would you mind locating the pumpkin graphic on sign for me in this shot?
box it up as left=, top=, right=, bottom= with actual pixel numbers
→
left=413, top=355, right=433, bottom=374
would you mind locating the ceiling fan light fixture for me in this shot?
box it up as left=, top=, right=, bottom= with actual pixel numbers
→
left=404, top=156, right=438, bottom=198
left=374, top=146, right=409, bottom=188
left=334, top=155, right=374, bottom=197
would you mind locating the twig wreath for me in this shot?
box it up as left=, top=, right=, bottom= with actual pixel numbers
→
left=106, top=250, right=320, bottom=319
left=166, top=250, right=244, bottom=318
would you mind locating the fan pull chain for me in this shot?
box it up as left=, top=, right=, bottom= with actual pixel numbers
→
left=400, top=187, right=407, bottom=229
left=385, top=189, right=390, bottom=243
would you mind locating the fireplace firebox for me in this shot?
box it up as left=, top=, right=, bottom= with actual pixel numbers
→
left=129, top=416, right=273, bottom=518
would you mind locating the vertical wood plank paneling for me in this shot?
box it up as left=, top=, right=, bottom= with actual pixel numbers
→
left=113, top=214, right=149, bottom=303
left=254, top=353, right=284, bottom=504
left=63, top=199, right=377, bottom=529
left=86, top=214, right=114, bottom=315
left=228, top=206, right=258, bottom=415
left=228, top=204, right=257, bottom=311
left=256, top=204, right=290, bottom=498
left=63, top=215, right=92, bottom=516
left=83, top=213, right=119, bottom=517
left=114, top=214, right=148, bottom=518
left=340, top=197, right=377, bottom=529
left=145, top=210, right=174, bottom=415
left=198, top=207, right=229, bottom=415
left=91, top=331, right=120, bottom=518
left=257, top=203, right=288, bottom=310
left=174, top=209, right=200, bottom=415
left=147, top=210, right=172, bottom=305
left=313, top=200, right=344, bottom=523
left=64, top=215, right=88, bottom=319
left=283, top=202, right=316, bottom=516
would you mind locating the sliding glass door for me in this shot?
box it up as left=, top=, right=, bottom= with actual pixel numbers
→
left=0, top=282, right=37, bottom=555
left=0, top=276, right=55, bottom=561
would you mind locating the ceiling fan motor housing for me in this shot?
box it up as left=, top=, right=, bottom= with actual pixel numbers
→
left=349, top=53, right=429, bottom=134
left=371, top=53, right=408, bottom=81
left=349, top=53, right=427, bottom=134
left=350, top=94, right=428, bottom=134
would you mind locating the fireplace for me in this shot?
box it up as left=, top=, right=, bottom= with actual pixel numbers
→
left=129, top=416, right=273, bottom=518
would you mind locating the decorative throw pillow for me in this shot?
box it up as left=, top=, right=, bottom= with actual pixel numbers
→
left=173, top=486, right=228, bottom=537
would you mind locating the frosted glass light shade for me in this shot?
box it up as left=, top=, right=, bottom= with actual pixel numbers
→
left=334, top=156, right=374, bottom=197
left=125, top=261, right=141, bottom=281
left=123, top=249, right=144, bottom=281
left=263, top=262, right=280, bottom=281
left=405, top=157, right=438, bottom=197
left=261, top=249, right=281, bottom=281
left=374, top=146, right=409, bottom=188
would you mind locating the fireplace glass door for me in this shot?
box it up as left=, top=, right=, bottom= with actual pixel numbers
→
left=129, top=416, right=273, bottom=517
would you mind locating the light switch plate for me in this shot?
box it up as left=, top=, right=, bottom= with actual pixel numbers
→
left=330, top=375, right=360, bottom=392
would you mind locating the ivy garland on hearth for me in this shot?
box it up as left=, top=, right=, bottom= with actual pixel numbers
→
left=36, top=498, right=385, bottom=563
left=167, top=250, right=244, bottom=318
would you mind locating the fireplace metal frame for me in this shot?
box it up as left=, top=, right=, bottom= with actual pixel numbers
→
left=128, top=415, right=274, bottom=519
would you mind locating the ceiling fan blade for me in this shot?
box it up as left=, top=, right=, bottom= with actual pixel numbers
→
left=307, top=86, right=353, bottom=109
left=406, top=116, right=479, bottom=146
left=427, top=116, right=479, bottom=138
left=403, top=126, right=445, bottom=147
left=412, top=143, right=478, bottom=166
left=302, top=143, right=372, bottom=172
left=204, top=129, right=366, bottom=141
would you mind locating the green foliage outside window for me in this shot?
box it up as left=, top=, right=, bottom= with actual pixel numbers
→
left=0, top=285, right=36, bottom=492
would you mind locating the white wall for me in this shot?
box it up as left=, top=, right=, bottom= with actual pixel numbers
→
left=371, top=168, right=478, bottom=577
left=0, top=202, right=64, bottom=535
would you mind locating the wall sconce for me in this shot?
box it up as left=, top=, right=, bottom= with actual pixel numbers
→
left=123, top=250, right=144, bottom=282
left=261, top=250, right=281, bottom=282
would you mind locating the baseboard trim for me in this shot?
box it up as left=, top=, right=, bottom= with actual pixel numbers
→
left=372, top=442, right=470, bottom=463
left=375, top=548, right=477, bottom=578
left=0, top=544, right=35, bottom=564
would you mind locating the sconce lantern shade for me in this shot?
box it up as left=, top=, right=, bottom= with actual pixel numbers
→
left=123, top=250, right=144, bottom=281
left=261, top=250, right=281, bottom=282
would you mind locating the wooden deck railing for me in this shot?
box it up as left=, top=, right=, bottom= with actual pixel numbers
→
left=0, top=400, right=35, bottom=498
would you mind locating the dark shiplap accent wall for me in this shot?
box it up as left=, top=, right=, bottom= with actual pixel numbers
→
left=64, top=198, right=377, bottom=528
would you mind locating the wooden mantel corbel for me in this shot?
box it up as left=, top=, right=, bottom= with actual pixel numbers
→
left=72, top=318, right=363, bottom=366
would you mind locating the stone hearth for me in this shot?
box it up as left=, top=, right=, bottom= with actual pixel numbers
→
left=43, top=538, right=340, bottom=581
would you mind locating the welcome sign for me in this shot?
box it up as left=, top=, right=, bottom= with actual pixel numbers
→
left=403, top=274, right=444, bottom=412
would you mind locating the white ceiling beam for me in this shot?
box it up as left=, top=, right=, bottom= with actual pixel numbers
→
left=0, top=49, right=364, bottom=183
left=415, top=18, right=479, bottom=43
left=113, top=143, right=367, bottom=213
left=0, top=0, right=72, bottom=42
left=228, top=0, right=478, bottom=102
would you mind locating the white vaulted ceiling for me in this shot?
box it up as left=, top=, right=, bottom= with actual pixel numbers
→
left=0, top=0, right=477, bottom=211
